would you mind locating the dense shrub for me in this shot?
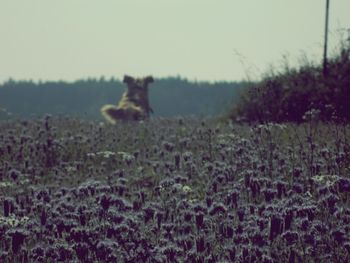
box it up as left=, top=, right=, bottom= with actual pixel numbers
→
left=230, top=37, right=350, bottom=123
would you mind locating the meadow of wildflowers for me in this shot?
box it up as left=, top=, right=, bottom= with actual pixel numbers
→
left=0, top=116, right=349, bottom=262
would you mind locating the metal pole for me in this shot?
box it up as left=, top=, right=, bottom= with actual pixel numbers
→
left=323, top=0, right=330, bottom=77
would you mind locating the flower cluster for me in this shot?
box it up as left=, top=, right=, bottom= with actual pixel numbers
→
left=0, top=117, right=349, bottom=262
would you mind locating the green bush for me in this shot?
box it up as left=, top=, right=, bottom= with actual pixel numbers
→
left=230, top=36, right=350, bottom=123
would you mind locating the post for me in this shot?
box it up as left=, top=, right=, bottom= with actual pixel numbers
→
left=323, top=0, right=330, bottom=77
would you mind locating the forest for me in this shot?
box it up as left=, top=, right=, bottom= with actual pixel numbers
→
left=0, top=77, right=242, bottom=120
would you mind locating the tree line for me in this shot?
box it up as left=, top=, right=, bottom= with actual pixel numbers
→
left=0, top=77, right=243, bottom=120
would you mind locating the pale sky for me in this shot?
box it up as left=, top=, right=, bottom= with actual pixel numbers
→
left=0, top=0, right=349, bottom=83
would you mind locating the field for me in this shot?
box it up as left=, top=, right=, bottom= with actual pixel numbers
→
left=0, top=116, right=350, bottom=262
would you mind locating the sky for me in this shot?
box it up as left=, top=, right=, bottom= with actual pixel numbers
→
left=0, top=0, right=350, bottom=83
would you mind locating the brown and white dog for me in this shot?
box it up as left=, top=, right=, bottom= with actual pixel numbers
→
left=101, top=75, right=154, bottom=124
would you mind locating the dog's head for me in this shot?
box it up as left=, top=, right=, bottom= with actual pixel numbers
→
left=123, top=75, right=154, bottom=104
left=123, top=75, right=153, bottom=89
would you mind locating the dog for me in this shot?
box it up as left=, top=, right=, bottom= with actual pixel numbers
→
left=101, top=75, right=154, bottom=124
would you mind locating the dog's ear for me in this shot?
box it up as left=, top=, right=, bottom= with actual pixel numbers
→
left=145, top=76, right=154, bottom=84
left=123, top=75, right=134, bottom=84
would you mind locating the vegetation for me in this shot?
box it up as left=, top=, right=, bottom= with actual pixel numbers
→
left=0, top=77, right=242, bottom=120
left=0, top=117, right=349, bottom=262
left=230, top=36, right=350, bottom=123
